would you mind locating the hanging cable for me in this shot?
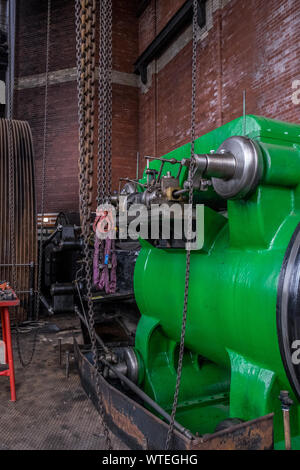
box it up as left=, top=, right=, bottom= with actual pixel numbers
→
left=14, top=0, right=51, bottom=368
left=165, top=0, right=198, bottom=450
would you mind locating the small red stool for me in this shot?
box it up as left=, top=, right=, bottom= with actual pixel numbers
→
left=0, top=294, right=19, bottom=402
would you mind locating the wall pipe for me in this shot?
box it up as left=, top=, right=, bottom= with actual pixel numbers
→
left=5, top=0, right=15, bottom=118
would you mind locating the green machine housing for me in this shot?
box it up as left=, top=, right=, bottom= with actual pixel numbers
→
left=131, top=115, right=300, bottom=449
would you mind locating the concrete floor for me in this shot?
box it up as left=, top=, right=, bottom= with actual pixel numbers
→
left=0, top=314, right=125, bottom=450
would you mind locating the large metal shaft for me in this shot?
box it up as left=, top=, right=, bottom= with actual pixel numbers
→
left=194, top=152, right=236, bottom=179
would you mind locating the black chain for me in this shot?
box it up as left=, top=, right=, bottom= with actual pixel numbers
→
left=75, top=0, right=112, bottom=451
left=165, top=0, right=198, bottom=450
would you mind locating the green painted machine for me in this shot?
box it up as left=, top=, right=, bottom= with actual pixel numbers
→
left=123, top=115, right=300, bottom=449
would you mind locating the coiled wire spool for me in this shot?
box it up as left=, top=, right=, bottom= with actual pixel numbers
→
left=0, top=118, right=37, bottom=323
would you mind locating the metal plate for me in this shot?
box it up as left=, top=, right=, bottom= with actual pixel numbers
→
left=212, top=136, right=263, bottom=200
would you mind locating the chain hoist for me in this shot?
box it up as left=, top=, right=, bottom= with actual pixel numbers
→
left=75, top=0, right=112, bottom=450
left=98, top=0, right=113, bottom=204
left=165, top=0, right=198, bottom=450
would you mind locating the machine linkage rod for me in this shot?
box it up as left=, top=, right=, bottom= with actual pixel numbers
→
left=74, top=306, right=194, bottom=441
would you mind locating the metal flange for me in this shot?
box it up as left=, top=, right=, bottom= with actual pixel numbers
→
left=212, top=136, right=264, bottom=200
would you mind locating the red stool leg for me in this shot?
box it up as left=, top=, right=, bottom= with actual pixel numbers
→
left=3, top=307, right=16, bottom=402
left=1, top=308, right=8, bottom=363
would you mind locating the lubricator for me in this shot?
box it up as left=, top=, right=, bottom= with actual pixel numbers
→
left=129, top=115, right=300, bottom=449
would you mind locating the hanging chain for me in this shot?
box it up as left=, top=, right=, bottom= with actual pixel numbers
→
left=35, top=0, right=51, bottom=322
left=165, top=0, right=198, bottom=450
left=106, top=0, right=113, bottom=198
left=97, top=0, right=105, bottom=204
left=15, top=0, right=51, bottom=368
left=8, top=9, right=16, bottom=294
left=75, top=0, right=112, bottom=450
left=97, top=0, right=113, bottom=204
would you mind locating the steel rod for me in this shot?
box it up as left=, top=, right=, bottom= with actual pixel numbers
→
left=101, top=358, right=194, bottom=440
left=75, top=306, right=194, bottom=440
left=0, top=263, right=33, bottom=267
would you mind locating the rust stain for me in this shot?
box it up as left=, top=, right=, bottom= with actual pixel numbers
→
left=104, top=395, right=146, bottom=447
left=189, top=414, right=274, bottom=450
left=75, top=340, right=274, bottom=451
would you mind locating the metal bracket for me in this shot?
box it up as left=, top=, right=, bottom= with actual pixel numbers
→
left=135, top=0, right=207, bottom=85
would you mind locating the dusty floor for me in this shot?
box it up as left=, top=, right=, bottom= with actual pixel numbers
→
left=0, top=314, right=125, bottom=450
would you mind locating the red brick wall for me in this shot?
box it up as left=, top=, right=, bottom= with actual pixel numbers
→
left=156, top=0, right=187, bottom=34
left=138, top=0, right=300, bottom=162
left=14, top=0, right=139, bottom=213
left=14, top=0, right=300, bottom=212
left=138, top=0, right=186, bottom=54
left=15, top=0, right=77, bottom=77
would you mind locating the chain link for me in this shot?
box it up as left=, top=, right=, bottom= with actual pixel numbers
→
left=8, top=21, right=16, bottom=293
left=165, top=0, right=198, bottom=450
left=97, top=0, right=113, bottom=204
left=75, top=0, right=112, bottom=450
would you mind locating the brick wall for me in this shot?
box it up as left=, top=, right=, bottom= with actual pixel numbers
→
left=138, top=0, right=300, bottom=161
left=138, top=0, right=186, bottom=54
left=14, top=0, right=139, bottom=213
left=14, top=0, right=300, bottom=212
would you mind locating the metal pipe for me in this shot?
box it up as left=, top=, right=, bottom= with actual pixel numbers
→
left=0, top=263, right=33, bottom=267
left=39, top=294, right=54, bottom=316
left=66, top=351, right=70, bottom=379
left=5, top=0, right=15, bottom=118
left=74, top=305, right=109, bottom=354
left=58, top=338, right=62, bottom=366
left=136, top=152, right=140, bottom=180
left=279, top=391, right=293, bottom=450
left=75, top=306, right=194, bottom=440
left=28, top=262, right=35, bottom=321
left=157, top=161, right=165, bottom=183
left=50, top=283, right=75, bottom=296
left=283, top=409, right=291, bottom=451
left=15, top=290, right=32, bottom=294
left=101, top=358, right=194, bottom=440
left=119, top=177, right=146, bottom=188
left=144, top=156, right=180, bottom=165
left=173, top=189, right=188, bottom=198
left=243, top=90, right=247, bottom=136
left=43, top=224, right=63, bottom=248
left=0, top=0, right=8, bottom=112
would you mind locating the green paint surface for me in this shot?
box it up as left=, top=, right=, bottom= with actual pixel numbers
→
left=134, top=115, right=300, bottom=446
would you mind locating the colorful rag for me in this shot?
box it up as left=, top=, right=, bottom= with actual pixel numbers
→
left=93, top=210, right=117, bottom=294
